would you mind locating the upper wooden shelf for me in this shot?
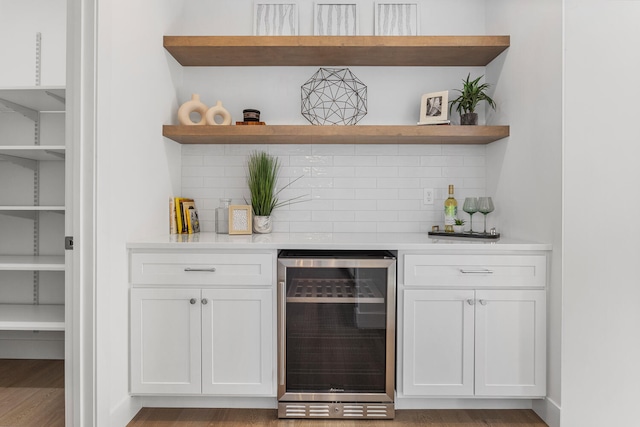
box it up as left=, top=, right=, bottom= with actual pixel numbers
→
left=163, top=125, right=509, bottom=145
left=163, top=36, right=510, bottom=67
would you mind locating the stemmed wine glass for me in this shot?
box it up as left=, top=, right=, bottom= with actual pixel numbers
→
left=462, top=197, right=478, bottom=233
left=477, top=197, right=495, bottom=234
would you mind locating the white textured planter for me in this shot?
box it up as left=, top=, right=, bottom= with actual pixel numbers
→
left=453, top=225, right=465, bottom=233
left=253, top=216, right=273, bottom=234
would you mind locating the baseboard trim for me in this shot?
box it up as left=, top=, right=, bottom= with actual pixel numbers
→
left=533, top=397, right=561, bottom=427
left=111, top=395, right=143, bottom=427
left=395, top=397, right=534, bottom=410
left=0, top=337, right=64, bottom=359
left=140, top=396, right=278, bottom=409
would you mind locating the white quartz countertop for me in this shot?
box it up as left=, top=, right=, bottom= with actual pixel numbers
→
left=127, top=232, right=551, bottom=252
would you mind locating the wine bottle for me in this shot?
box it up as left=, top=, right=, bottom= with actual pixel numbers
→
left=444, top=184, right=458, bottom=232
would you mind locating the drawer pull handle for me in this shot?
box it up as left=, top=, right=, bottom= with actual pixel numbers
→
left=460, top=269, right=494, bottom=274
left=201, top=298, right=208, bottom=305
left=184, top=267, right=216, bottom=272
left=466, top=299, right=475, bottom=306
left=479, top=299, right=488, bottom=306
left=190, top=298, right=197, bottom=305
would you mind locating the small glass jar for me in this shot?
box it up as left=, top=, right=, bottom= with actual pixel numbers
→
left=215, top=198, right=231, bottom=234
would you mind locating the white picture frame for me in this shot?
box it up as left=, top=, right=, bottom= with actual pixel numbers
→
left=314, top=2, right=359, bottom=36
left=254, top=1, right=299, bottom=36
left=418, top=91, right=449, bottom=125
left=374, top=2, right=419, bottom=36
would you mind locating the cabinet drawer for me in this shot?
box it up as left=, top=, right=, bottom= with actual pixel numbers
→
left=403, top=254, right=546, bottom=288
left=130, top=252, right=273, bottom=286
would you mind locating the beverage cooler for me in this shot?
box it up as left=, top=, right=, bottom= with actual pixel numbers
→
left=277, top=250, right=396, bottom=419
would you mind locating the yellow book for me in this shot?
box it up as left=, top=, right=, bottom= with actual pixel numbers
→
left=175, top=198, right=194, bottom=234
left=182, top=200, right=200, bottom=234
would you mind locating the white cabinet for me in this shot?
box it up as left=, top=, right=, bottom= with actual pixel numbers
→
left=400, top=253, right=547, bottom=399
left=129, top=251, right=275, bottom=396
left=0, top=86, right=66, bottom=352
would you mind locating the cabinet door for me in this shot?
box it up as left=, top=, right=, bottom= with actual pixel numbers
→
left=130, top=288, right=202, bottom=394
left=474, top=289, right=546, bottom=397
left=201, top=288, right=273, bottom=395
left=403, top=289, right=475, bottom=396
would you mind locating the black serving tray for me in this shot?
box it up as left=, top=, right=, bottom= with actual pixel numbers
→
left=428, top=231, right=500, bottom=240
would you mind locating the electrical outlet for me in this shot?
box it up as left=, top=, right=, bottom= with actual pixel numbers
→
left=424, top=188, right=434, bottom=205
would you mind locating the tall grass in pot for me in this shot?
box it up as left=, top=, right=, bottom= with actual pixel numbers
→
left=246, top=150, right=304, bottom=233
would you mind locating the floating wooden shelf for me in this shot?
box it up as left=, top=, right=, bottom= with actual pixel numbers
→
left=163, top=36, right=510, bottom=67
left=162, top=125, right=509, bottom=145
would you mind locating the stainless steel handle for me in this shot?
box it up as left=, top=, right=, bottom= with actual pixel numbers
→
left=467, top=298, right=475, bottom=305
left=201, top=298, right=208, bottom=305
left=190, top=298, right=197, bottom=305
left=479, top=299, right=488, bottom=306
left=460, top=269, right=494, bottom=274
left=278, top=280, right=286, bottom=386
left=184, top=267, right=216, bottom=272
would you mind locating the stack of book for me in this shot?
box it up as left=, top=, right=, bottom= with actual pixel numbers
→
left=170, top=197, right=200, bottom=234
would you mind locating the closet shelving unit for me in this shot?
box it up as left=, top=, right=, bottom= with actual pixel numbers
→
left=0, top=40, right=66, bottom=333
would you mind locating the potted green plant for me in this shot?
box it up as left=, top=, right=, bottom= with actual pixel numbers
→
left=448, top=73, right=496, bottom=125
left=246, top=150, right=304, bottom=233
left=453, top=218, right=466, bottom=233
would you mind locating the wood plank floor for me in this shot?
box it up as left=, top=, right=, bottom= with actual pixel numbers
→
left=128, top=408, right=548, bottom=427
left=0, top=359, right=65, bottom=427
left=0, top=359, right=548, bottom=427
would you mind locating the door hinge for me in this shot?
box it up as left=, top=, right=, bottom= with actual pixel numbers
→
left=65, top=236, right=74, bottom=250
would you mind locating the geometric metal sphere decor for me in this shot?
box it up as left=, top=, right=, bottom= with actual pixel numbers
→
left=301, top=68, right=367, bottom=125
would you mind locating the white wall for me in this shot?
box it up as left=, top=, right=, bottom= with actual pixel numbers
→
left=562, top=1, right=640, bottom=426
left=485, top=1, right=563, bottom=425
left=94, top=0, right=183, bottom=423
left=92, top=0, right=568, bottom=424
left=178, top=0, right=495, bottom=234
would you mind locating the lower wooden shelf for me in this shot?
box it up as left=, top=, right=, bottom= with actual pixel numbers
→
left=162, top=125, right=509, bottom=145
left=0, top=304, right=65, bottom=331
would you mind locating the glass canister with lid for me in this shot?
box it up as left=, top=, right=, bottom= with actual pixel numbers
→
left=215, top=198, right=232, bottom=234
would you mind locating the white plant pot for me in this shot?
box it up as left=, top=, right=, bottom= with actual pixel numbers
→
left=253, top=215, right=273, bottom=234
left=453, top=225, right=465, bottom=233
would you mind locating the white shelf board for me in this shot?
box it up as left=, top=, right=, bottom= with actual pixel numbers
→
left=0, top=86, right=66, bottom=112
left=0, top=255, right=65, bottom=271
left=0, top=145, right=65, bottom=161
left=0, top=206, right=65, bottom=212
left=0, top=304, right=65, bottom=331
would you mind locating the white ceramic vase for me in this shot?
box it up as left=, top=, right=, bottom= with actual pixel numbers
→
left=205, top=100, right=232, bottom=125
left=253, top=216, right=273, bottom=234
left=177, top=94, right=208, bottom=125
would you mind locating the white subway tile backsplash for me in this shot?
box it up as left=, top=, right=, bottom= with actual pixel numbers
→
left=398, top=145, right=443, bottom=156
left=312, top=166, right=355, bottom=177
left=181, top=144, right=486, bottom=233
left=312, top=144, right=355, bottom=156
left=333, top=177, right=377, bottom=189
left=355, top=189, right=398, bottom=200
left=355, top=145, right=399, bottom=155
left=355, top=166, right=398, bottom=178
left=377, top=177, right=421, bottom=189
left=333, top=222, right=377, bottom=233
left=313, top=188, right=356, bottom=200
left=377, top=156, right=420, bottom=167
left=333, top=156, right=377, bottom=166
